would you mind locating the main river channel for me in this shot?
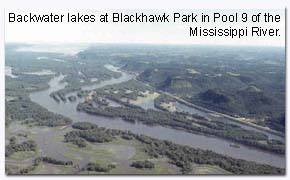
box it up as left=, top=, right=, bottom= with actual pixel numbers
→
left=29, top=65, right=285, bottom=168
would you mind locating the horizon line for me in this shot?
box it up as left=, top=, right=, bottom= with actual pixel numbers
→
left=5, top=41, right=285, bottom=48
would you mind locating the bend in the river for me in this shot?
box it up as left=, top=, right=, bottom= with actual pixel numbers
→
left=29, top=64, right=285, bottom=168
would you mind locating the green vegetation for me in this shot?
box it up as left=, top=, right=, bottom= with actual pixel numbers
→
left=265, top=114, right=285, bottom=132
left=131, top=160, right=155, bottom=169
left=77, top=100, right=284, bottom=154
left=5, top=138, right=37, bottom=157
left=64, top=122, right=284, bottom=175
left=34, top=157, right=73, bottom=166
left=84, top=162, right=116, bottom=172
left=5, top=47, right=73, bottom=127
left=8, top=151, right=37, bottom=161
left=72, top=122, right=99, bottom=130
left=64, top=128, right=114, bottom=147
left=16, top=157, right=73, bottom=175
left=119, top=46, right=285, bottom=133
left=6, top=97, right=72, bottom=126
left=88, top=79, right=155, bottom=108
left=6, top=44, right=285, bottom=175
left=191, top=164, right=232, bottom=174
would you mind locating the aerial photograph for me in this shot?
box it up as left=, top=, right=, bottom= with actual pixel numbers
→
left=5, top=10, right=285, bottom=175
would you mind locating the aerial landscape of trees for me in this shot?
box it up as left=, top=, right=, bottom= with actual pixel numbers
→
left=64, top=122, right=284, bottom=175
left=84, top=162, right=116, bottom=172
left=6, top=97, right=72, bottom=127
left=131, top=160, right=155, bottom=169
left=77, top=99, right=284, bottom=154
left=120, top=46, right=285, bottom=133
left=5, top=139, right=37, bottom=157
left=5, top=44, right=285, bottom=175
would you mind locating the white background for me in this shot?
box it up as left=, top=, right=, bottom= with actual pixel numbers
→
left=0, top=0, right=289, bottom=179
left=4, top=9, right=285, bottom=46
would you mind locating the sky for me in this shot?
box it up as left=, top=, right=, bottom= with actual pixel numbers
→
left=5, top=9, right=285, bottom=46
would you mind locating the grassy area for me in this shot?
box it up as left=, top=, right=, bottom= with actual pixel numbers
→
left=79, top=159, right=178, bottom=175
left=5, top=163, right=31, bottom=175
left=66, top=143, right=113, bottom=156
left=8, top=151, right=37, bottom=161
left=63, top=152, right=82, bottom=161
left=191, top=163, right=232, bottom=175
left=31, top=163, right=74, bottom=174
left=105, top=137, right=150, bottom=160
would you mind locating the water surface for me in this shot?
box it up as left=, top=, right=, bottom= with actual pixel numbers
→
left=29, top=65, right=285, bottom=168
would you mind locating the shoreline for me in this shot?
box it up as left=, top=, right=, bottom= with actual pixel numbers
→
left=173, top=94, right=285, bottom=138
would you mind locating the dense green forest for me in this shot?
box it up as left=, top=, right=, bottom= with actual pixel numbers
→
left=6, top=96, right=72, bottom=126
left=115, top=46, right=285, bottom=132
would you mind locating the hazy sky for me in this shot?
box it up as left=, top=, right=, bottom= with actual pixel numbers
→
left=5, top=9, right=285, bottom=46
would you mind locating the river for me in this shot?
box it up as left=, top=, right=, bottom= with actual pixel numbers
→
left=174, top=101, right=284, bottom=141
left=29, top=65, right=285, bottom=168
